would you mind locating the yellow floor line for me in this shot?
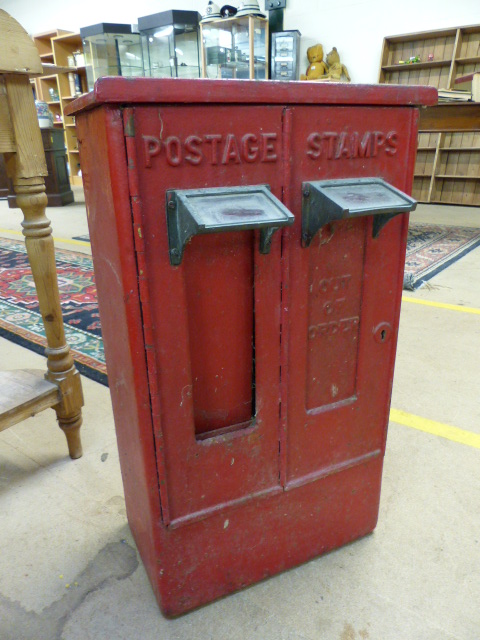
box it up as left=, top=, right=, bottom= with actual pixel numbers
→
left=0, top=228, right=90, bottom=248
left=390, top=408, right=480, bottom=450
left=402, top=296, right=480, bottom=315
left=1, top=230, right=477, bottom=451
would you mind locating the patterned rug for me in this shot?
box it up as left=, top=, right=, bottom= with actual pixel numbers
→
left=0, top=237, right=107, bottom=385
left=404, top=224, right=480, bottom=291
left=1, top=224, right=479, bottom=384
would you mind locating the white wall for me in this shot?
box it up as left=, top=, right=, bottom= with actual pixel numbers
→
left=290, top=0, right=480, bottom=83
left=1, top=0, right=479, bottom=83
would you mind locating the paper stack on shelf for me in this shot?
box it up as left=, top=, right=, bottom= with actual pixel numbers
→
left=438, top=88, right=471, bottom=102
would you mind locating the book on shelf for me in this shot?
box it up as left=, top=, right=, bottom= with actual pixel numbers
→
left=454, top=72, right=480, bottom=102
left=438, top=88, right=471, bottom=102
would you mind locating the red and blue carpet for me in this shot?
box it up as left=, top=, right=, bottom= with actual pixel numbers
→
left=404, top=223, right=480, bottom=290
left=1, top=223, right=480, bottom=384
left=0, top=237, right=106, bottom=385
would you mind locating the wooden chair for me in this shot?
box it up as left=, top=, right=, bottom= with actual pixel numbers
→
left=0, top=9, right=83, bottom=458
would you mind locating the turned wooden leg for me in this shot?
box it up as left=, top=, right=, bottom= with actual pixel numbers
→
left=3, top=72, right=84, bottom=458
left=14, top=179, right=84, bottom=458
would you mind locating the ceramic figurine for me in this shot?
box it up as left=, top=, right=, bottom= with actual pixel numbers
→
left=35, top=100, right=54, bottom=128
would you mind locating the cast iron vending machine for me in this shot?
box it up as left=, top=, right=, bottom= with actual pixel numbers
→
left=67, top=78, right=436, bottom=616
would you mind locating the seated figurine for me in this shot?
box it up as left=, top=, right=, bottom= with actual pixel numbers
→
left=324, top=47, right=351, bottom=82
left=300, top=44, right=328, bottom=81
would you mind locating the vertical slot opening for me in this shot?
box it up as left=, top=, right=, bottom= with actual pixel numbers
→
left=183, top=231, right=255, bottom=437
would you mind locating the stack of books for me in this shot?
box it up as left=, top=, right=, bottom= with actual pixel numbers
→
left=443, top=72, right=480, bottom=103
left=438, top=88, right=472, bottom=102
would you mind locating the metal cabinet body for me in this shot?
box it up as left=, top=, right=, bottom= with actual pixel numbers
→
left=271, top=30, right=301, bottom=80
left=68, top=78, right=436, bottom=616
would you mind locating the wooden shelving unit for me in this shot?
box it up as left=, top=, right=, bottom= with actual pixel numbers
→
left=32, top=30, right=87, bottom=187
left=51, top=33, right=87, bottom=187
left=379, top=27, right=458, bottom=88
left=379, top=24, right=480, bottom=205
left=33, top=29, right=71, bottom=128
left=413, top=130, right=480, bottom=206
left=33, top=28, right=71, bottom=64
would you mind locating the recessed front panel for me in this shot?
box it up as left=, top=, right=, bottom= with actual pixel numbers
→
left=306, top=219, right=365, bottom=410
left=131, top=104, right=285, bottom=523
left=285, top=105, right=416, bottom=485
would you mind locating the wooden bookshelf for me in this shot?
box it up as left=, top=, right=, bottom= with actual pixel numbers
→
left=33, top=30, right=71, bottom=128
left=413, top=116, right=480, bottom=206
left=33, top=29, right=71, bottom=65
left=52, top=33, right=87, bottom=187
left=379, top=25, right=480, bottom=205
left=379, top=25, right=480, bottom=91
left=32, top=30, right=87, bottom=187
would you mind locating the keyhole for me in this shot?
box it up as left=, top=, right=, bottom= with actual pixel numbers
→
left=374, top=322, right=391, bottom=344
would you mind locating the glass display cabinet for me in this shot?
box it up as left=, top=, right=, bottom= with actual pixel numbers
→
left=80, top=23, right=145, bottom=91
left=138, top=10, right=201, bottom=79
left=200, top=16, right=269, bottom=80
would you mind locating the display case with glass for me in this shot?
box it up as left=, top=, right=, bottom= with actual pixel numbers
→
left=80, top=23, right=145, bottom=91
left=138, top=10, right=201, bottom=79
left=201, top=16, right=269, bottom=80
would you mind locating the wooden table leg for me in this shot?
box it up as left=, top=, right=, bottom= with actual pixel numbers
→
left=14, top=177, right=84, bottom=458
left=1, top=13, right=84, bottom=458
left=3, top=72, right=84, bottom=458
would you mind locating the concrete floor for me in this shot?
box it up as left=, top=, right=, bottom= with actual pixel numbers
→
left=0, top=191, right=479, bottom=639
